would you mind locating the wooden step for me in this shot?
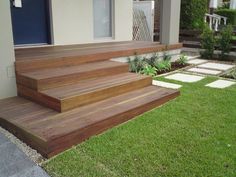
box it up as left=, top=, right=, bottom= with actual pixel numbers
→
left=17, top=73, right=152, bottom=112
left=16, top=60, right=128, bottom=91
left=15, top=42, right=182, bottom=73
left=0, top=86, right=180, bottom=157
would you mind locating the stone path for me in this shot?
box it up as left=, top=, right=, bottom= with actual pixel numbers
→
left=152, top=80, right=182, bottom=89
left=206, top=80, right=236, bottom=89
left=165, top=73, right=205, bottom=83
left=0, top=132, right=49, bottom=177
left=197, top=62, right=235, bottom=71
left=187, top=59, right=208, bottom=65
left=187, top=68, right=222, bottom=75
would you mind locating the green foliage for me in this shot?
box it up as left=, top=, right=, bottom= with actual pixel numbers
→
left=154, top=59, right=171, bottom=72
left=140, top=64, right=157, bottom=77
left=215, top=9, right=236, bottom=25
left=218, top=25, right=233, bottom=59
left=200, top=26, right=216, bottom=59
left=180, top=0, right=208, bottom=30
left=143, top=53, right=159, bottom=67
left=127, top=55, right=145, bottom=73
left=177, top=55, right=188, bottom=65
left=162, top=53, right=172, bottom=61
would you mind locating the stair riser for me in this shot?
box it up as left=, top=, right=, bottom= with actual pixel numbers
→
left=17, top=77, right=152, bottom=112
left=46, top=91, right=180, bottom=158
left=17, top=65, right=129, bottom=91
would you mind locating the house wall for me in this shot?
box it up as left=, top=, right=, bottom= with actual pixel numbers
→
left=0, top=0, right=17, bottom=99
left=50, top=0, right=133, bottom=45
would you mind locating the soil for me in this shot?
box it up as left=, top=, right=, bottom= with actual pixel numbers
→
left=156, top=62, right=189, bottom=75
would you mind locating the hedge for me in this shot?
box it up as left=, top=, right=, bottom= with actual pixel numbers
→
left=215, top=9, right=236, bottom=26
left=180, top=0, right=208, bottom=30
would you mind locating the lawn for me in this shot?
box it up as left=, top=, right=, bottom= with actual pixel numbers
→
left=43, top=76, right=236, bottom=177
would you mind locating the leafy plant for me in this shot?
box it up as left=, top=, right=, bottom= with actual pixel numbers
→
left=155, top=60, right=171, bottom=72
left=180, top=0, right=208, bottom=30
left=163, top=53, right=172, bottom=61
left=177, top=55, right=188, bottom=65
left=127, top=55, right=145, bottom=73
left=143, top=53, right=159, bottom=67
left=140, top=64, right=157, bottom=77
left=218, top=25, right=233, bottom=59
left=200, top=26, right=216, bottom=59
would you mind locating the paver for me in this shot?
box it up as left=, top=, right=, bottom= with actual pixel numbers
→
left=206, top=80, right=236, bottom=89
left=187, top=59, right=208, bottom=65
left=187, top=68, right=221, bottom=75
left=152, top=80, right=182, bottom=89
left=165, top=73, right=205, bottom=83
left=198, top=63, right=235, bottom=71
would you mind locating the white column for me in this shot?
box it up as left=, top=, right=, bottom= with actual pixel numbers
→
left=230, top=0, right=236, bottom=9
left=210, top=0, right=218, bottom=9
left=0, top=0, right=17, bottom=99
left=159, top=0, right=181, bottom=45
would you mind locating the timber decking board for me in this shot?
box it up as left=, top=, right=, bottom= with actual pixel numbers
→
left=42, top=73, right=150, bottom=98
left=0, top=86, right=179, bottom=157
left=17, top=61, right=129, bottom=90
left=15, top=42, right=182, bottom=73
left=17, top=73, right=152, bottom=112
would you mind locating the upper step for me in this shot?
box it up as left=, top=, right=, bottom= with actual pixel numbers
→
left=16, top=60, right=129, bottom=91
left=18, top=73, right=152, bottom=112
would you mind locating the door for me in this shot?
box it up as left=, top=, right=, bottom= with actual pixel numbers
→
left=93, top=0, right=113, bottom=38
left=10, top=0, right=50, bottom=45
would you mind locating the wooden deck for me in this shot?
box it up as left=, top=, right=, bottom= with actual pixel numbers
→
left=0, top=41, right=181, bottom=157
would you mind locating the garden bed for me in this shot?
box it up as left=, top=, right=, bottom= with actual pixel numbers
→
left=156, top=62, right=189, bottom=75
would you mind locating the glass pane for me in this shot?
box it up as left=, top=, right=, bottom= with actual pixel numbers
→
left=93, top=0, right=112, bottom=38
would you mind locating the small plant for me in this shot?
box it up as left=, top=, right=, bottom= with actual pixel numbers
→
left=218, top=25, right=233, bottom=60
left=163, top=53, right=172, bottom=61
left=177, top=55, right=188, bottom=65
left=140, top=64, right=157, bottom=77
left=200, top=26, right=215, bottom=59
left=155, top=60, right=171, bottom=73
left=143, top=53, right=159, bottom=67
left=127, top=55, right=145, bottom=73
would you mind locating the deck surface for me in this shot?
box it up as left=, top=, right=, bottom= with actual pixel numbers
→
left=0, top=87, right=179, bottom=157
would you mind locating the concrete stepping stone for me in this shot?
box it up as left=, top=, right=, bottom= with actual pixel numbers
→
left=165, top=73, right=205, bottom=83
left=206, top=80, right=236, bottom=89
left=198, top=62, right=235, bottom=71
left=187, top=67, right=221, bottom=75
left=187, top=59, right=208, bottom=65
left=152, top=80, right=182, bottom=89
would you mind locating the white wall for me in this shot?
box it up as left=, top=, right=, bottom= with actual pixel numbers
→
left=51, top=0, right=133, bottom=45
left=0, top=0, right=17, bottom=99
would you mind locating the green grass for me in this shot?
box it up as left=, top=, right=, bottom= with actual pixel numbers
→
left=43, top=77, right=236, bottom=177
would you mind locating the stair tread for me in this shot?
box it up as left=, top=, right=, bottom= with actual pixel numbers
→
left=41, top=73, right=150, bottom=99
left=27, top=86, right=179, bottom=140
left=20, top=60, right=127, bottom=80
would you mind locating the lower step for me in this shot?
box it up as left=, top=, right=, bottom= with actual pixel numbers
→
left=0, top=86, right=180, bottom=158
left=18, top=73, right=152, bottom=112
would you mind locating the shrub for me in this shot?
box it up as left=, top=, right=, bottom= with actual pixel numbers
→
left=215, top=9, right=236, bottom=26
left=154, top=60, right=171, bottom=73
left=143, top=53, right=159, bottom=67
left=177, top=55, right=188, bottom=65
left=218, top=25, right=233, bottom=59
left=127, top=55, right=145, bottom=73
left=140, top=64, right=157, bottom=77
left=200, top=26, right=216, bottom=59
left=180, top=0, right=208, bottom=30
